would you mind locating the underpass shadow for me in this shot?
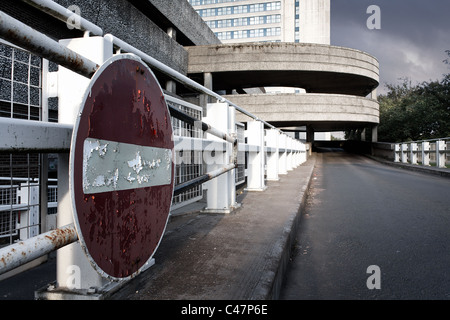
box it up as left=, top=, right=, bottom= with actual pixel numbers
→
left=314, top=146, right=345, bottom=153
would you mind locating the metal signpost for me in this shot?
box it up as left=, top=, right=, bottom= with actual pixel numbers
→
left=70, top=54, right=174, bottom=281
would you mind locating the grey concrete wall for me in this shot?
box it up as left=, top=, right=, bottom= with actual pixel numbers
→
left=53, top=0, right=188, bottom=74
left=146, top=0, right=220, bottom=46
left=1, top=0, right=219, bottom=75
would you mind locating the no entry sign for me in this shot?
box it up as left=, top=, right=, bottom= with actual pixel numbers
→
left=70, top=54, right=174, bottom=280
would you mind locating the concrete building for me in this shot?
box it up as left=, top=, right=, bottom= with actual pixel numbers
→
left=187, top=0, right=378, bottom=142
left=188, top=0, right=330, bottom=45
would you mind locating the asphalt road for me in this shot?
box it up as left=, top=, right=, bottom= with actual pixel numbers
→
left=280, top=150, right=450, bottom=300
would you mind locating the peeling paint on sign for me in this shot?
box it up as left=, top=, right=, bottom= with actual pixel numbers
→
left=83, top=138, right=172, bottom=194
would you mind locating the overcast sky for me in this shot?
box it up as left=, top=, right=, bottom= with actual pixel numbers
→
left=330, top=0, right=450, bottom=94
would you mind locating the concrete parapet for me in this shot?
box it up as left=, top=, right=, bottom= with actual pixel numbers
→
left=186, top=43, right=379, bottom=96
left=227, top=93, right=379, bottom=131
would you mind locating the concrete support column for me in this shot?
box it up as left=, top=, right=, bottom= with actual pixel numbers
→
left=372, top=125, right=378, bottom=143
left=265, top=129, right=279, bottom=181
left=165, top=27, right=177, bottom=94
left=246, top=121, right=266, bottom=191
left=371, top=88, right=377, bottom=100
left=361, top=128, right=366, bottom=142
left=306, top=126, right=314, bottom=143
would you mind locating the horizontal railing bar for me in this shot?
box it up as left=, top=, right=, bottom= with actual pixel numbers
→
left=396, top=137, right=450, bottom=144
left=0, top=224, right=78, bottom=276
left=0, top=117, right=72, bottom=153
left=20, top=0, right=103, bottom=36
left=168, top=105, right=237, bottom=145
left=173, top=163, right=237, bottom=196
left=0, top=11, right=99, bottom=78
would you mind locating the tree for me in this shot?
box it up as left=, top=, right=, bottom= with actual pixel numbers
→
left=377, top=53, right=450, bottom=142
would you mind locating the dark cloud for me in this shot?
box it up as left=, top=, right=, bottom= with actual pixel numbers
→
left=331, top=0, right=450, bottom=93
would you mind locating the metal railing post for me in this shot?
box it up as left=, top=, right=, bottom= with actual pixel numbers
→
left=410, top=142, right=418, bottom=165
left=286, top=137, right=294, bottom=171
left=422, top=141, right=430, bottom=166
left=265, top=129, right=280, bottom=181
left=394, top=144, right=400, bottom=163
left=436, top=140, right=446, bottom=168
left=278, top=134, right=288, bottom=175
left=203, top=102, right=236, bottom=214
left=246, top=121, right=266, bottom=192
left=401, top=143, right=408, bottom=164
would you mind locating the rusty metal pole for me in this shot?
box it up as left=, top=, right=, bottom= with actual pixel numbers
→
left=0, top=11, right=99, bottom=78
left=0, top=224, right=78, bottom=276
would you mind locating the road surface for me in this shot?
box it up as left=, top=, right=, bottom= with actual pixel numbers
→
left=280, top=150, right=450, bottom=300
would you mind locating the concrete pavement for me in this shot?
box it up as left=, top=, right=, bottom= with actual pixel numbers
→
left=112, top=155, right=316, bottom=300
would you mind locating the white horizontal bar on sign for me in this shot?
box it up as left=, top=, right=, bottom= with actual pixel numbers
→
left=82, top=138, right=172, bottom=194
left=0, top=118, right=72, bottom=153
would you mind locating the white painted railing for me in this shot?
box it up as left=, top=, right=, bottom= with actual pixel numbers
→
left=394, top=138, right=449, bottom=168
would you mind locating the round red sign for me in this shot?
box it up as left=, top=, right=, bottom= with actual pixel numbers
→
left=70, top=54, right=174, bottom=280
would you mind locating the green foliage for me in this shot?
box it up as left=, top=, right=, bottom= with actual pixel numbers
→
left=377, top=53, right=450, bottom=142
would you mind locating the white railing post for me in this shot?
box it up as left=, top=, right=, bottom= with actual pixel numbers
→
left=203, top=102, right=237, bottom=213
left=286, top=137, right=293, bottom=171
left=246, top=121, right=266, bottom=191
left=228, top=105, right=238, bottom=207
left=401, top=143, right=408, bottom=163
left=410, top=142, right=418, bottom=165
left=265, top=129, right=279, bottom=181
left=394, top=143, right=400, bottom=162
left=422, top=141, right=430, bottom=166
left=278, top=134, right=287, bottom=175
left=436, top=140, right=447, bottom=168
left=18, top=183, right=39, bottom=240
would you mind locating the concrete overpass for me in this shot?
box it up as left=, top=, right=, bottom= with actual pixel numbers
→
left=186, top=42, right=380, bottom=138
